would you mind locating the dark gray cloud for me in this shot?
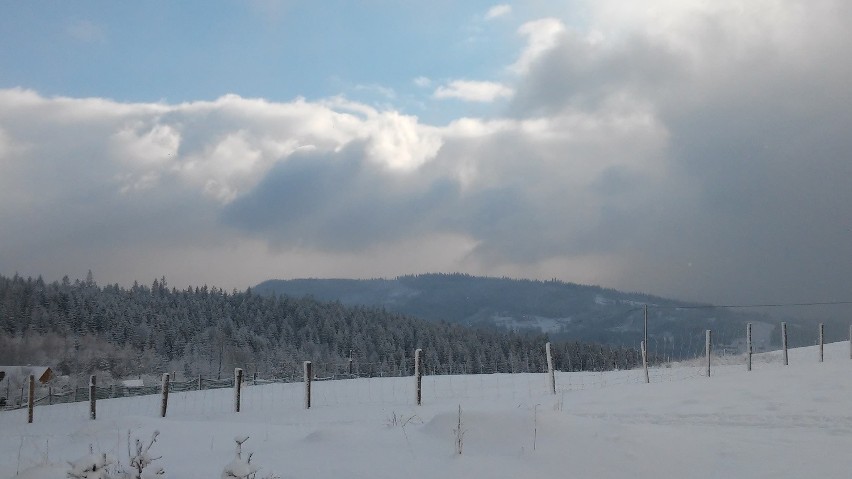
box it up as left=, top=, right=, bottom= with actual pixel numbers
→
left=221, top=106, right=669, bottom=272
left=510, top=31, right=685, bottom=116
left=222, top=142, right=460, bottom=251
left=503, top=1, right=852, bottom=303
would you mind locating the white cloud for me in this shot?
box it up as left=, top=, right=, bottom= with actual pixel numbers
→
left=485, top=4, right=512, bottom=20
left=433, top=80, right=514, bottom=102
left=109, top=123, right=181, bottom=193
left=363, top=111, right=443, bottom=171
left=510, top=18, right=566, bottom=74
left=353, top=83, right=396, bottom=100
left=413, top=76, right=432, bottom=88
left=111, top=123, right=181, bottom=167
left=2, top=1, right=852, bottom=304
left=0, top=89, right=443, bottom=208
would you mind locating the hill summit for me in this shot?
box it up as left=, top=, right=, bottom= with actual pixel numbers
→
left=255, top=273, right=774, bottom=357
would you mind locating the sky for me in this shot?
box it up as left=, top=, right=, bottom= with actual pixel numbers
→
left=1, top=0, right=851, bottom=305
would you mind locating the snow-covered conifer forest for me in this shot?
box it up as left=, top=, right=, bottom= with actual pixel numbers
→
left=0, top=273, right=636, bottom=391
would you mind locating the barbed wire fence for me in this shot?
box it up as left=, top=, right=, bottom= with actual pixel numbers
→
left=2, top=302, right=851, bottom=427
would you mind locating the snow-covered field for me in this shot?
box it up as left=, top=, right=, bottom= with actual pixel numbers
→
left=3, top=342, right=852, bottom=478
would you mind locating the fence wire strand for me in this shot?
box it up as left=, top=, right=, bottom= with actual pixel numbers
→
left=3, top=329, right=851, bottom=426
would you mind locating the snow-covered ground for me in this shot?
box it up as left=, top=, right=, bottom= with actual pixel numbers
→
left=2, top=342, right=851, bottom=478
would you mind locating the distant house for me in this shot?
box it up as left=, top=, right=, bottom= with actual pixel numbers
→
left=0, top=366, right=54, bottom=386
left=122, top=379, right=144, bottom=388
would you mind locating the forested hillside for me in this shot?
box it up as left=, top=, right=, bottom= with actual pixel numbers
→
left=0, top=273, right=638, bottom=385
left=255, top=273, right=779, bottom=354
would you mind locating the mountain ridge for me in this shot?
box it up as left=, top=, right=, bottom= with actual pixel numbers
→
left=254, top=273, right=786, bottom=357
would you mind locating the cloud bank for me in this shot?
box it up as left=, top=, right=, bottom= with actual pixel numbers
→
left=2, top=0, right=851, bottom=305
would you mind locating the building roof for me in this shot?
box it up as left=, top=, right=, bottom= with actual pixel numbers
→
left=0, top=366, right=54, bottom=384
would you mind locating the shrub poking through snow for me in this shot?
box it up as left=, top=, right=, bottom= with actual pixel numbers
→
left=67, top=445, right=114, bottom=479
left=221, top=436, right=258, bottom=479
left=68, top=432, right=165, bottom=479
left=121, top=430, right=164, bottom=479
left=221, top=436, right=279, bottom=479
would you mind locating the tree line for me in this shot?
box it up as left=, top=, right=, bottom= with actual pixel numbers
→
left=0, top=273, right=641, bottom=384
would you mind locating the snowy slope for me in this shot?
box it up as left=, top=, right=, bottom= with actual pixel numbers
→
left=2, top=343, right=851, bottom=478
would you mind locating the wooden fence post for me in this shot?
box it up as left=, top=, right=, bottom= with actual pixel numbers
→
left=747, top=323, right=753, bottom=372
left=160, top=373, right=170, bottom=418
left=89, top=375, right=96, bottom=420
left=705, top=330, right=712, bottom=377
left=782, top=322, right=788, bottom=366
left=415, top=349, right=423, bottom=406
left=545, top=342, right=556, bottom=394
left=641, top=341, right=649, bottom=383
left=303, top=361, right=312, bottom=409
left=819, top=323, right=824, bottom=363
left=234, top=368, right=243, bottom=413
left=197, top=375, right=202, bottom=391
left=48, top=386, right=52, bottom=405
left=27, top=375, right=34, bottom=424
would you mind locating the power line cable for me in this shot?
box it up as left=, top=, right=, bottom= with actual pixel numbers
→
left=649, top=300, right=852, bottom=310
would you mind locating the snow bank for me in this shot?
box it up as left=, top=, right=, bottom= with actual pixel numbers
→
left=2, top=342, right=851, bottom=478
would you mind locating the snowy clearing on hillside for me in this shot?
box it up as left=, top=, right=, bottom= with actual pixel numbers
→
left=2, top=343, right=852, bottom=478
